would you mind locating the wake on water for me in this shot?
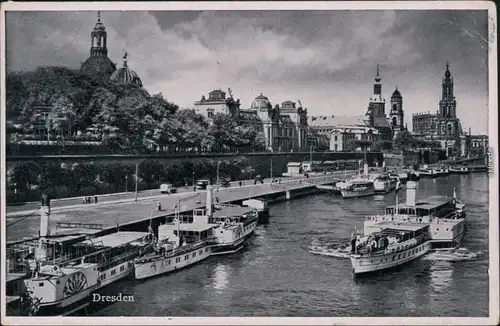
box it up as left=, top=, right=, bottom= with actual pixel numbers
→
left=308, top=238, right=481, bottom=262
left=308, top=238, right=352, bottom=259
left=422, top=248, right=482, bottom=262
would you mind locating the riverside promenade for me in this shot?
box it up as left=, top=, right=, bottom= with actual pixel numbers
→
left=6, top=172, right=355, bottom=243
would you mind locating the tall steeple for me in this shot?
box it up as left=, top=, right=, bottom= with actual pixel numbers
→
left=369, top=64, right=385, bottom=117
left=374, top=64, right=382, bottom=95
left=439, top=62, right=457, bottom=117
left=90, top=11, right=108, bottom=57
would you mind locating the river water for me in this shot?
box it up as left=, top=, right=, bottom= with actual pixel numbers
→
left=91, top=173, right=489, bottom=317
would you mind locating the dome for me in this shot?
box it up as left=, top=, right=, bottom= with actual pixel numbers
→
left=391, top=87, right=402, bottom=99
left=110, top=54, right=143, bottom=87
left=80, top=55, right=116, bottom=77
left=251, top=93, right=271, bottom=110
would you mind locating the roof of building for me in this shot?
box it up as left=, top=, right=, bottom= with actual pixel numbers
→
left=391, top=88, right=402, bottom=98
left=374, top=116, right=391, bottom=128
left=239, top=110, right=261, bottom=121
left=308, top=115, right=368, bottom=128
left=251, top=93, right=272, bottom=110
left=78, top=231, right=149, bottom=248
left=80, top=55, right=116, bottom=75
left=110, top=55, right=143, bottom=87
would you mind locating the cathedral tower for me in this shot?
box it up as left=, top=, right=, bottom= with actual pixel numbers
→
left=389, top=86, right=404, bottom=131
left=369, top=64, right=386, bottom=117
left=80, top=11, right=116, bottom=78
left=438, top=62, right=457, bottom=118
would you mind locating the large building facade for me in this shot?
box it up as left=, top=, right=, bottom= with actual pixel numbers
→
left=412, top=63, right=471, bottom=157
left=194, top=90, right=308, bottom=152
left=309, top=65, right=405, bottom=152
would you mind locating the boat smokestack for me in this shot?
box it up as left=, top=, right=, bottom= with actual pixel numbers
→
left=40, top=194, right=51, bottom=237
left=406, top=172, right=419, bottom=206
left=206, top=185, right=213, bottom=216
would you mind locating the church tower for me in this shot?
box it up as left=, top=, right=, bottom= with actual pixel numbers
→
left=389, top=86, right=404, bottom=131
left=80, top=11, right=116, bottom=78
left=439, top=62, right=457, bottom=118
left=369, top=64, right=386, bottom=117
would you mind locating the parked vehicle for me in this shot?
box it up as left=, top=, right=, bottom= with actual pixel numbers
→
left=196, top=179, right=210, bottom=190
left=219, top=178, right=231, bottom=188
left=160, top=183, right=177, bottom=194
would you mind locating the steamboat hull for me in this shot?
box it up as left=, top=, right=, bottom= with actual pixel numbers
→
left=351, top=240, right=432, bottom=275
left=33, top=285, right=98, bottom=316
left=134, top=244, right=212, bottom=280
left=341, top=189, right=375, bottom=198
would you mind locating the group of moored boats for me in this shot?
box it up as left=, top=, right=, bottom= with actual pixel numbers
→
left=349, top=171, right=467, bottom=275
left=418, top=164, right=472, bottom=177
left=334, top=167, right=407, bottom=199
left=6, top=187, right=258, bottom=316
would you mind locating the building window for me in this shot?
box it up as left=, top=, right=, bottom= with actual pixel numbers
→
left=184, top=255, right=189, bottom=260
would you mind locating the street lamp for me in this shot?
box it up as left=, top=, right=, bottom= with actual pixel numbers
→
left=125, top=176, right=128, bottom=193
left=216, top=160, right=220, bottom=191
left=192, top=172, right=195, bottom=187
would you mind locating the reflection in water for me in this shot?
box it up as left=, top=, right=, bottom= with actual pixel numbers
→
left=91, top=174, right=488, bottom=317
left=428, top=261, right=454, bottom=293
left=212, top=263, right=230, bottom=291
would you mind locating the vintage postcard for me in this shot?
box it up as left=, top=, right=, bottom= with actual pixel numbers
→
left=1, top=1, right=498, bottom=325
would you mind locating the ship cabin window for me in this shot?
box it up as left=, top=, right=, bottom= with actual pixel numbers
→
left=184, top=255, right=189, bottom=260
left=398, top=254, right=401, bottom=259
left=111, top=270, right=116, bottom=276
left=167, top=260, right=171, bottom=265
left=120, top=266, right=125, bottom=272
left=39, top=282, right=44, bottom=287
left=392, top=256, right=396, bottom=261
left=403, top=253, right=406, bottom=258
left=193, top=252, right=196, bottom=258
left=199, top=250, right=203, bottom=255
left=205, top=248, right=209, bottom=252
left=176, top=257, right=181, bottom=263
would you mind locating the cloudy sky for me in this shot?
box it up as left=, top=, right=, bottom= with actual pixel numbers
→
left=5, top=8, right=490, bottom=134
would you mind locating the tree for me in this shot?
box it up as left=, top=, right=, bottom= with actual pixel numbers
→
left=394, top=130, right=417, bottom=150
left=374, top=140, right=393, bottom=151
left=351, top=139, right=373, bottom=151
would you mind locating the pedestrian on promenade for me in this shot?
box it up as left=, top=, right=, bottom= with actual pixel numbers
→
left=239, top=181, right=242, bottom=187
left=185, top=182, right=188, bottom=189
left=193, top=186, right=197, bottom=192
left=94, top=196, right=98, bottom=204
left=157, top=202, right=162, bottom=211
left=278, top=178, right=281, bottom=184
left=87, top=196, right=92, bottom=204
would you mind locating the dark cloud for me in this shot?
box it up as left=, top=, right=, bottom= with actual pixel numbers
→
left=4, top=8, right=491, bottom=134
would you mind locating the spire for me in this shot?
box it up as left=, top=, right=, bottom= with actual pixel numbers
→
left=375, top=64, right=381, bottom=83
left=98, top=11, right=101, bottom=23
left=123, top=52, right=128, bottom=67
left=444, top=62, right=451, bottom=78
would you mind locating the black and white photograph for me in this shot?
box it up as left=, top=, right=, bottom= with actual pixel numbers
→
left=1, top=1, right=498, bottom=325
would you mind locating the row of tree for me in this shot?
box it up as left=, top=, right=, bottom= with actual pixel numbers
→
left=347, top=131, right=443, bottom=153
left=6, top=67, right=267, bottom=153
left=5, top=158, right=254, bottom=204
